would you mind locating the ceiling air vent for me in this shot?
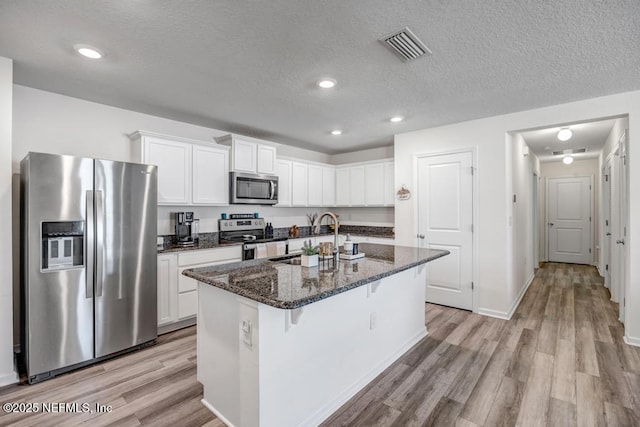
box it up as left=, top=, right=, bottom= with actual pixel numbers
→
left=552, top=148, right=587, bottom=155
left=380, top=27, right=432, bottom=62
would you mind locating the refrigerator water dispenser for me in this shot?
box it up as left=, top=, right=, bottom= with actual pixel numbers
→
left=41, top=221, right=84, bottom=271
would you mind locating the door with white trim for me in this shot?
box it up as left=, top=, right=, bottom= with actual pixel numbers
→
left=417, top=151, right=473, bottom=310
left=547, top=176, right=592, bottom=264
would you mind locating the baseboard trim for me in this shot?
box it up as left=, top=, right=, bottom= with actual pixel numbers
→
left=477, top=272, right=535, bottom=321
left=158, top=317, right=196, bottom=335
left=0, top=370, right=19, bottom=387
left=623, top=335, right=640, bottom=347
left=201, top=398, right=236, bottom=427
left=476, top=308, right=509, bottom=320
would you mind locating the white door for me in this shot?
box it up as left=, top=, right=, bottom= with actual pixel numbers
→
left=547, top=176, right=592, bottom=264
left=602, top=164, right=612, bottom=289
left=417, top=151, right=473, bottom=310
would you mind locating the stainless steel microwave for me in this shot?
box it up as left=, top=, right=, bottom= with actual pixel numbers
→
left=230, top=172, right=278, bottom=205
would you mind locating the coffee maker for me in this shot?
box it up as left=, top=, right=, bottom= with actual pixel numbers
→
left=174, top=212, right=199, bottom=246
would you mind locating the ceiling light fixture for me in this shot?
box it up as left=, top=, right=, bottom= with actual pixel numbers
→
left=390, top=116, right=404, bottom=123
left=74, top=44, right=103, bottom=59
left=331, top=130, right=343, bottom=135
left=317, top=79, right=336, bottom=89
left=562, top=155, right=574, bottom=165
left=557, top=128, right=572, bottom=141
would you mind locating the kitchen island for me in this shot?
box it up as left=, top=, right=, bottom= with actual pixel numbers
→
left=183, top=243, right=448, bottom=427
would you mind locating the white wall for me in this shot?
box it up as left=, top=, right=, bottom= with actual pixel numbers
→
left=330, top=146, right=393, bottom=164
left=0, top=57, right=16, bottom=386
left=539, top=158, right=600, bottom=265
left=395, top=90, right=640, bottom=344
left=509, top=133, right=536, bottom=306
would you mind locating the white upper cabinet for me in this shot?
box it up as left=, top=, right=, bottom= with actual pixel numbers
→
left=192, top=145, right=229, bottom=205
left=133, top=130, right=230, bottom=206
left=365, top=163, right=384, bottom=206
left=350, top=166, right=365, bottom=206
left=276, top=159, right=292, bottom=206
left=307, top=164, right=323, bottom=206
left=335, top=167, right=351, bottom=206
left=257, top=144, right=277, bottom=175
left=232, top=138, right=257, bottom=173
left=383, top=161, right=395, bottom=206
left=291, top=161, right=308, bottom=206
left=216, top=134, right=278, bottom=175
left=141, top=136, right=191, bottom=205
left=322, top=166, right=336, bottom=206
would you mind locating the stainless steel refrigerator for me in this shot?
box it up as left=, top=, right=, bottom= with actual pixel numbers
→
left=20, top=152, right=158, bottom=384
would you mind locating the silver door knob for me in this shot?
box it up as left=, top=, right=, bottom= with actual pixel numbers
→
left=549, top=223, right=554, bottom=227
left=416, top=234, right=425, bottom=239
left=616, top=239, right=625, bottom=245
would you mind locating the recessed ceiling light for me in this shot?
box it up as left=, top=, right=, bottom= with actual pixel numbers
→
left=74, top=44, right=103, bottom=59
left=557, top=128, right=572, bottom=141
left=317, top=79, right=336, bottom=89
left=390, top=116, right=404, bottom=123
left=331, top=130, right=343, bottom=135
left=563, top=155, right=574, bottom=165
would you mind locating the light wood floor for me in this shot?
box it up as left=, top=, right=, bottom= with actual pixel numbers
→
left=2, top=263, right=639, bottom=426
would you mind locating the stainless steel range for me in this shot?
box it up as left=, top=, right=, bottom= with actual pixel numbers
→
left=218, top=217, right=288, bottom=260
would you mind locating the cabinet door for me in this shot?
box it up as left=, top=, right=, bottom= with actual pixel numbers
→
left=232, top=138, right=257, bottom=172
left=383, top=161, right=395, bottom=206
left=257, top=145, right=277, bottom=175
left=192, top=145, right=229, bottom=205
left=365, top=163, right=384, bottom=206
left=335, top=167, right=350, bottom=206
left=350, top=166, right=366, bottom=206
left=322, top=166, right=336, bottom=206
left=157, top=254, right=178, bottom=326
left=276, top=159, right=292, bottom=206
left=291, top=162, right=308, bottom=206
left=307, top=164, right=323, bottom=206
left=144, top=137, right=191, bottom=205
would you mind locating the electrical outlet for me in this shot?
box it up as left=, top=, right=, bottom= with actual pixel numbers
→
left=370, top=312, right=377, bottom=330
left=240, top=320, right=252, bottom=347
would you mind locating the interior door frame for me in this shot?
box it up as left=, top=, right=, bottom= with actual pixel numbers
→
left=412, top=147, right=478, bottom=313
left=545, top=174, right=595, bottom=265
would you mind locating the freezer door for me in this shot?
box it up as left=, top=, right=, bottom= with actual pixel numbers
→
left=21, top=153, right=94, bottom=378
left=94, top=159, right=158, bottom=358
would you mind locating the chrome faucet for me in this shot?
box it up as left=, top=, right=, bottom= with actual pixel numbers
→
left=315, top=211, right=339, bottom=265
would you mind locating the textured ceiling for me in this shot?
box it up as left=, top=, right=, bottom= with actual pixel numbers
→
left=520, top=118, right=617, bottom=163
left=1, top=1, right=639, bottom=154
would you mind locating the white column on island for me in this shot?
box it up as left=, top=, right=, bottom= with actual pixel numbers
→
left=197, top=264, right=428, bottom=426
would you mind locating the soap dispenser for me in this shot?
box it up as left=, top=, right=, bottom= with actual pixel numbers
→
left=344, top=234, right=353, bottom=255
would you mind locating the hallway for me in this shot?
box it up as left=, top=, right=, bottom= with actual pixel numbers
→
left=325, top=263, right=640, bottom=426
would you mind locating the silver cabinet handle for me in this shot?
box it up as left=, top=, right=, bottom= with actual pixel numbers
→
left=416, top=234, right=425, bottom=239
left=606, top=232, right=612, bottom=236
left=616, top=239, right=625, bottom=245
left=95, top=190, right=104, bottom=297
left=86, top=190, right=94, bottom=299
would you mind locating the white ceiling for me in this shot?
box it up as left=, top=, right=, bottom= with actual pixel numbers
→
left=520, top=118, right=618, bottom=163
left=1, top=1, right=639, bottom=154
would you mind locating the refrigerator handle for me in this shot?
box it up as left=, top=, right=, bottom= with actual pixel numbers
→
left=85, top=190, right=94, bottom=299
left=95, top=190, right=104, bottom=298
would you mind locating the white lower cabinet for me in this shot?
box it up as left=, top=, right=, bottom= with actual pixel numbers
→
left=157, top=253, right=178, bottom=327
left=157, top=246, right=242, bottom=330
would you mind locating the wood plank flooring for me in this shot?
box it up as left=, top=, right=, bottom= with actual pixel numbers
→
left=1, top=263, right=638, bottom=426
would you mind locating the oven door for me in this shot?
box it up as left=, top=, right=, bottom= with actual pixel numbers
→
left=230, top=172, right=278, bottom=205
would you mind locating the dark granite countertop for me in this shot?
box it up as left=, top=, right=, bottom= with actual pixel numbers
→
left=158, top=240, right=242, bottom=254
left=182, top=243, right=448, bottom=309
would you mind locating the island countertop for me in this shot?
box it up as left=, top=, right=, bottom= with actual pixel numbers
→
left=182, top=243, right=449, bottom=309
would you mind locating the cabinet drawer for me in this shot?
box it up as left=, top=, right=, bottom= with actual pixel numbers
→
left=178, top=291, right=197, bottom=319
left=178, top=269, right=198, bottom=293
left=177, top=246, right=242, bottom=267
